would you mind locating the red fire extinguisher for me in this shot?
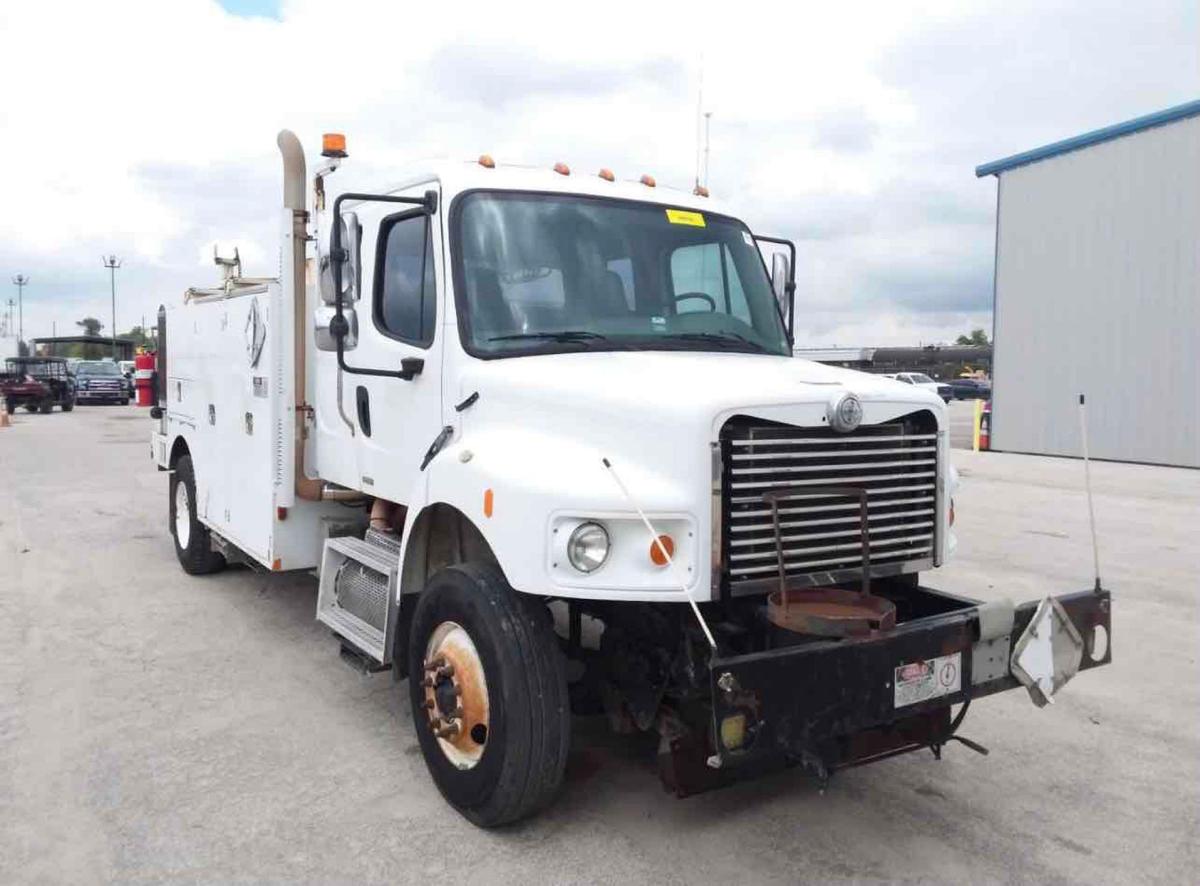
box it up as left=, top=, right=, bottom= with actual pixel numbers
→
left=134, top=350, right=155, bottom=407
left=979, top=400, right=991, bottom=451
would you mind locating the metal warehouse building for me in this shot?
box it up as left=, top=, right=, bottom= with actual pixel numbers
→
left=977, top=100, right=1199, bottom=468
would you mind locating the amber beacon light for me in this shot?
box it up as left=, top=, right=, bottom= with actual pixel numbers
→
left=321, top=133, right=348, bottom=158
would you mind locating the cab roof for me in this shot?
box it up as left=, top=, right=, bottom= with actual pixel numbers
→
left=342, top=158, right=738, bottom=221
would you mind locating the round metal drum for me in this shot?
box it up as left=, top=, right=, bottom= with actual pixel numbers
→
left=767, top=586, right=897, bottom=639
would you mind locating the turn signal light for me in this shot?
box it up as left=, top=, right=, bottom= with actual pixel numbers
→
left=478, top=154, right=495, bottom=168
left=640, top=174, right=656, bottom=187
left=553, top=162, right=570, bottom=175
left=598, top=168, right=615, bottom=181
left=649, top=534, right=674, bottom=566
left=321, top=133, right=347, bottom=158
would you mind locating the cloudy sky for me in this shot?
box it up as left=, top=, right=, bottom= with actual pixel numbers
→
left=0, top=0, right=1195, bottom=348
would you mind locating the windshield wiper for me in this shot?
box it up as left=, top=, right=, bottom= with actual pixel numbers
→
left=488, top=330, right=613, bottom=345
left=667, top=331, right=770, bottom=353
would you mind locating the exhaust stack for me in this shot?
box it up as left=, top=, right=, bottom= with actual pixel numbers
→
left=277, top=130, right=325, bottom=502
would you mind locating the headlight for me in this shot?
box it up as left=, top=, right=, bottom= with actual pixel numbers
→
left=567, top=522, right=610, bottom=573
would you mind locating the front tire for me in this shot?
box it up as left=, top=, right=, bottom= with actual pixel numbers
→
left=170, top=455, right=226, bottom=575
left=61, top=399, right=74, bottom=412
left=408, top=564, right=569, bottom=827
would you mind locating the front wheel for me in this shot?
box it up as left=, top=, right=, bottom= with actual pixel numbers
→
left=408, top=564, right=569, bottom=827
left=170, top=455, right=226, bottom=575
left=61, top=399, right=74, bottom=412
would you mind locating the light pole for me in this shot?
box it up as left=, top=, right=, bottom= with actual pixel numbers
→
left=102, top=255, right=122, bottom=360
left=11, top=274, right=28, bottom=346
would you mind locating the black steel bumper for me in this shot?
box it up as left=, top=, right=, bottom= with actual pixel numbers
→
left=707, top=587, right=1112, bottom=778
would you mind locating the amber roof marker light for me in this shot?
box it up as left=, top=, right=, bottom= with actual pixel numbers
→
left=321, top=133, right=347, bottom=158
left=478, top=154, right=496, bottom=168
left=640, top=174, right=657, bottom=187
left=553, top=162, right=571, bottom=176
left=598, top=168, right=615, bottom=181
left=693, top=185, right=710, bottom=197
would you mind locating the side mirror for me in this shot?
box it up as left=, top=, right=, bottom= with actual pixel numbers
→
left=320, top=211, right=361, bottom=305
left=771, top=252, right=791, bottom=312
left=755, top=234, right=797, bottom=342
left=314, top=304, right=358, bottom=351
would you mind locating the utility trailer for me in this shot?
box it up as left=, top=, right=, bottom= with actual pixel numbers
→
left=152, top=131, right=1112, bottom=826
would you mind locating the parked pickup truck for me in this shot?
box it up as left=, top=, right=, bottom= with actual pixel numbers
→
left=1, top=357, right=76, bottom=413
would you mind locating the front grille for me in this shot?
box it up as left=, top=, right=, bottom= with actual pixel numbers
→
left=720, top=411, right=938, bottom=592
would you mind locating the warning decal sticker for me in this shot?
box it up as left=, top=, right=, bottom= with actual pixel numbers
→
left=894, top=652, right=961, bottom=708
left=665, top=208, right=706, bottom=227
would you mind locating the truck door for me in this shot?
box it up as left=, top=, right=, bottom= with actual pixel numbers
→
left=351, top=184, right=445, bottom=504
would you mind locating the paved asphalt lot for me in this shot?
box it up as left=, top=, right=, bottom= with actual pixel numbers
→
left=1, top=405, right=1197, bottom=884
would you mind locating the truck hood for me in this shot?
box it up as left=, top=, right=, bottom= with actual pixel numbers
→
left=458, top=350, right=944, bottom=434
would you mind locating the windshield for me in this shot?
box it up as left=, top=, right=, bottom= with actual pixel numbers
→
left=910, top=373, right=934, bottom=384
left=77, top=362, right=121, bottom=377
left=453, top=192, right=790, bottom=357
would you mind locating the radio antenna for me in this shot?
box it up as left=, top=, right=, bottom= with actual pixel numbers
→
left=1078, top=394, right=1102, bottom=592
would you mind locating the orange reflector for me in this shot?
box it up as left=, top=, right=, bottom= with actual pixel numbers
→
left=271, top=558, right=282, bottom=571
left=478, top=154, right=495, bottom=168
left=321, top=133, right=347, bottom=158
left=276, top=506, right=288, bottom=522
left=598, top=168, right=615, bottom=181
left=484, top=488, right=494, bottom=518
left=553, top=162, right=570, bottom=176
left=649, top=534, right=674, bottom=566
left=693, top=185, right=710, bottom=197
left=640, top=174, right=656, bottom=187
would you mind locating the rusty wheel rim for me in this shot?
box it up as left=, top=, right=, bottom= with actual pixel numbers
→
left=422, top=621, right=490, bottom=770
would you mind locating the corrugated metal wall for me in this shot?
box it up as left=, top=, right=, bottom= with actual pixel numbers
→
left=991, top=116, right=1199, bottom=467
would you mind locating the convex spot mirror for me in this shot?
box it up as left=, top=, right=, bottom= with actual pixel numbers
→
left=319, top=211, right=362, bottom=305
left=314, top=304, right=358, bottom=351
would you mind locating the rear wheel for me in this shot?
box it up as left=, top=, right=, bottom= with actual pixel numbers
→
left=61, top=398, right=74, bottom=412
left=24, top=404, right=37, bottom=413
left=170, top=455, right=225, bottom=575
left=408, top=564, right=569, bottom=827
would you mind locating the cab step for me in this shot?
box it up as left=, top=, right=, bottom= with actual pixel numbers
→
left=316, top=533, right=401, bottom=666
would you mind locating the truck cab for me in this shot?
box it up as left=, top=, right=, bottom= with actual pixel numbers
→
left=152, top=132, right=1111, bottom=827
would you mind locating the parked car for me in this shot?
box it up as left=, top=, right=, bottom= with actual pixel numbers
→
left=75, top=360, right=132, bottom=404
left=882, top=371, right=953, bottom=402
left=1, top=357, right=77, bottom=413
left=948, top=377, right=992, bottom=400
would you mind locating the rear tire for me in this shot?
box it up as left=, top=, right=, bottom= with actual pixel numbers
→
left=61, top=399, right=74, bottom=412
left=170, top=455, right=226, bottom=575
left=24, top=404, right=37, bottom=413
left=408, top=563, right=569, bottom=827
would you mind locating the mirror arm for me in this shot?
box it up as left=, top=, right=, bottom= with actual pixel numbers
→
left=755, top=234, right=797, bottom=343
left=330, top=190, right=437, bottom=380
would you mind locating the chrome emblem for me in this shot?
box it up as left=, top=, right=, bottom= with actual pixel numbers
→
left=828, top=391, right=863, bottom=433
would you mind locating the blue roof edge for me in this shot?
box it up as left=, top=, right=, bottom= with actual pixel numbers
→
left=975, top=98, right=1200, bottom=177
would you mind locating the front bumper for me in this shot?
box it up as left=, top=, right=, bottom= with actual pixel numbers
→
left=77, top=389, right=126, bottom=401
left=706, top=586, right=1111, bottom=779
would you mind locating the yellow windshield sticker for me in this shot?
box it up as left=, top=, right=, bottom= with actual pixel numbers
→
left=665, top=209, right=706, bottom=227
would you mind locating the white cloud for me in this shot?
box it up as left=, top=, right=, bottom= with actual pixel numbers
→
left=0, top=0, right=1195, bottom=345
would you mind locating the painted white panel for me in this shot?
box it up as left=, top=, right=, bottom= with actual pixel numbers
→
left=991, top=116, right=1199, bottom=467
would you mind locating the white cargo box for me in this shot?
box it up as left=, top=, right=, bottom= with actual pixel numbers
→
left=159, top=280, right=349, bottom=570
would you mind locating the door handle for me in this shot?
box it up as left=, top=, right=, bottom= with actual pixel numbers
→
left=355, top=385, right=372, bottom=437
left=399, top=357, right=424, bottom=381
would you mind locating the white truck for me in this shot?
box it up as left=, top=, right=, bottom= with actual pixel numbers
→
left=151, top=131, right=1111, bottom=826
